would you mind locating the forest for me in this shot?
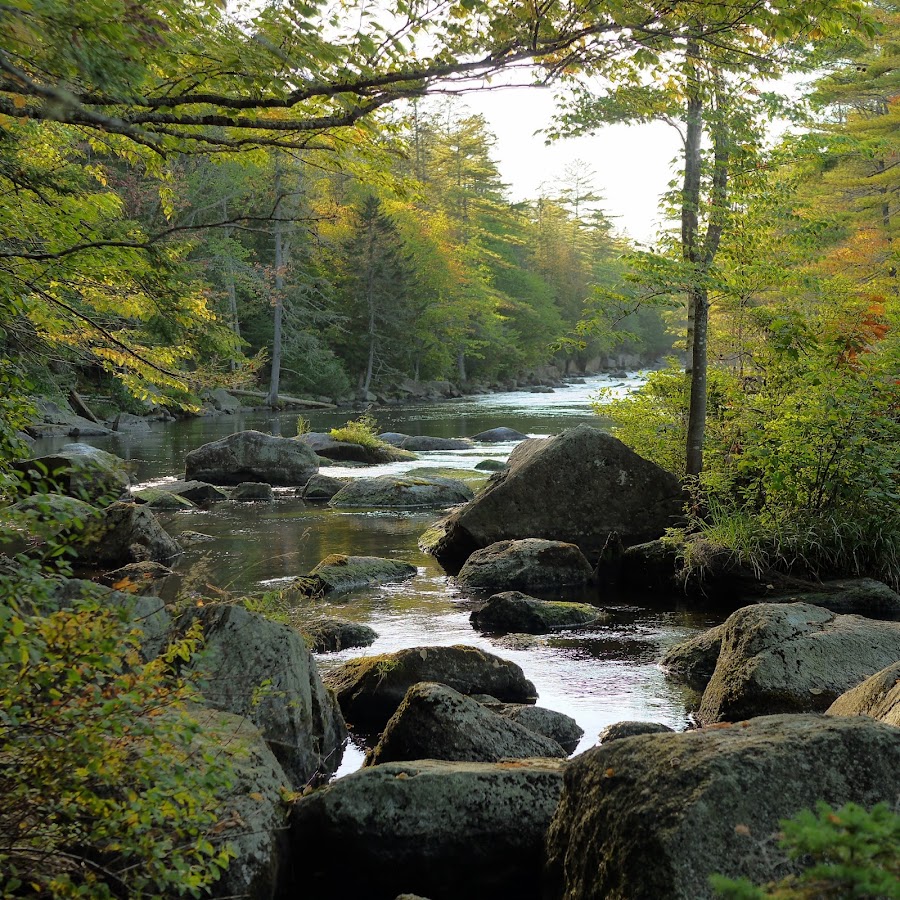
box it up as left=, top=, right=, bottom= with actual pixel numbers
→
left=1, top=0, right=898, bottom=897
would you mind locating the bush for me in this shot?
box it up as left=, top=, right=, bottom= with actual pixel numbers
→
left=711, top=801, right=900, bottom=899
left=329, top=413, right=384, bottom=449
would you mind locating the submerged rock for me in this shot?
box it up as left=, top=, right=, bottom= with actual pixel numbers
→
left=329, top=474, right=473, bottom=509
left=544, top=715, right=900, bottom=900
left=470, top=590, right=603, bottom=633
left=472, top=427, right=529, bottom=443
left=288, top=757, right=566, bottom=900
left=457, top=540, right=593, bottom=593
left=231, top=481, right=275, bottom=502
left=303, top=618, right=378, bottom=653
left=181, top=603, right=347, bottom=788
left=598, top=720, right=674, bottom=743
left=324, top=645, right=538, bottom=730
left=697, top=602, right=900, bottom=724
left=827, top=661, right=900, bottom=727
left=430, top=425, right=684, bottom=570
left=185, top=430, right=318, bottom=486
left=366, top=682, right=566, bottom=765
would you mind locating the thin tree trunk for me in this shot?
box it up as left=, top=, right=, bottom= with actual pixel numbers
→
left=362, top=226, right=377, bottom=394
left=457, top=348, right=466, bottom=382
left=682, top=46, right=703, bottom=376
left=266, top=153, right=285, bottom=407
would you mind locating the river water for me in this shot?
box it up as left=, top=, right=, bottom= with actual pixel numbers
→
left=33, top=374, right=725, bottom=770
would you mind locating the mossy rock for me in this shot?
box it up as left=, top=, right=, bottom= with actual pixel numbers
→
left=470, top=591, right=607, bottom=634
left=133, top=487, right=196, bottom=509
left=289, top=554, right=417, bottom=597
left=406, top=466, right=490, bottom=491
left=329, top=474, right=474, bottom=509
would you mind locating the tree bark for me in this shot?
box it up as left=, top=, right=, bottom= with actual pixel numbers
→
left=682, top=41, right=703, bottom=376
left=266, top=153, right=285, bottom=407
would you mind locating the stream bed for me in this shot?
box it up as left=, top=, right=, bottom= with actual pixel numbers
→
left=32, top=374, right=728, bottom=772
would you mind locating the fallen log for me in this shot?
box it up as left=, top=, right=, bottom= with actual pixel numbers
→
left=228, top=389, right=336, bottom=409
left=68, top=389, right=101, bottom=423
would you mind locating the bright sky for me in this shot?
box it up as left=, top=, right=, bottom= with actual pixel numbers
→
left=462, top=85, right=683, bottom=245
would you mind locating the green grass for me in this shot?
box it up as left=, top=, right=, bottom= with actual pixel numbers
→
left=329, top=413, right=386, bottom=449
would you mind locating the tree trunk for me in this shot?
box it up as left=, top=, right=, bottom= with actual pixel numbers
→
left=681, top=43, right=703, bottom=376
left=266, top=154, right=285, bottom=407
left=685, top=285, right=709, bottom=476
left=457, top=348, right=466, bottom=383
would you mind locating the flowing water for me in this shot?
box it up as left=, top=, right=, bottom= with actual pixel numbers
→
left=31, top=374, right=727, bottom=771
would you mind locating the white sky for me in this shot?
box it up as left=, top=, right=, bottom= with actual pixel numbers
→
left=461, top=85, right=683, bottom=245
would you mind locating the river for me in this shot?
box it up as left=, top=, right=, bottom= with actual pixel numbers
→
left=32, top=373, right=724, bottom=771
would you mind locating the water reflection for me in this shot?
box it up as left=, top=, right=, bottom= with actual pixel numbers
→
left=30, top=372, right=730, bottom=767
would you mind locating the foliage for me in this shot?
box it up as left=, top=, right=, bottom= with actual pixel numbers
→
left=0, top=567, right=236, bottom=898
left=296, top=415, right=311, bottom=436
left=329, top=413, right=384, bottom=449
left=711, top=801, right=900, bottom=899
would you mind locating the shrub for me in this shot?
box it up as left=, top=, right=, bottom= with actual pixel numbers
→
left=329, top=413, right=384, bottom=449
left=711, top=801, right=900, bottom=899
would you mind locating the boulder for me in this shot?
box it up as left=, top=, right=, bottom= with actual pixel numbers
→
left=378, top=432, right=410, bottom=447
left=181, top=603, right=347, bottom=787
left=472, top=427, right=529, bottom=443
left=329, top=474, right=474, bottom=509
left=185, top=430, right=318, bottom=486
left=14, top=443, right=130, bottom=503
left=188, top=709, right=289, bottom=900
left=288, top=757, right=566, bottom=900
left=162, top=480, right=229, bottom=504
left=290, top=554, right=417, bottom=597
left=324, top=645, right=538, bottom=729
left=112, top=412, right=151, bottom=433
left=598, top=720, right=674, bottom=743
left=132, top=487, right=195, bottom=509
left=295, top=432, right=413, bottom=464
left=300, top=473, right=346, bottom=502
left=470, top=590, right=603, bottom=633
left=763, top=578, right=900, bottom=616
left=476, top=700, right=583, bottom=753
left=658, top=624, right=725, bottom=691
left=826, top=661, right=900, bottom=727
left=430, top=426, right=684, bottom=570
left=457, top=540, right=593, bottom=593
left=75, top=501, right=182, bottom=567
left=25, top=400, right=112, bottom=438
left=398, top=436, right=474, bottom=451
left=303, top=618, right=378, bottom=653
left=231, top=481, right=275, bottom=502
left=474, top=459, right=506, bottom=472
left=207, top=388, right=242, bottom=413
left=544, top=714, right=900, bottom=900
left=366, top=682, right=566, bottom=765
left=697, top=603, right=900, bottom=724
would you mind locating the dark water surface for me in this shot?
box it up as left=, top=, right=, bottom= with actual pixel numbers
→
left=33, top=375, right=727, bottom=769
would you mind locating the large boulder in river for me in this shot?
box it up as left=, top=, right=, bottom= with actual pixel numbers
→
left=288, top=757, right=566, bottom=900
left=289, top=554, right=417, bottom=597
left=544, top=714, right=900, bottom=900
left=472, top=426, right=529, bottom=443
left=295, top=431, right=413, bottom=464
left=185, top=430, right=318, bottom=486
left=696, top=603, right=900, bottom=724
left=430, top=425, right=684, bottom=570
left=329, top=474, right=473, bottom=509
left=827, top=661, right=900, bottom=727
left=399, top=435, right=474, bottom=451
left=495, top=704, right=583, bottom=753
left=181, top=603, right=347, bottom=788
left=762, top=578, right=900, bottom=616
left=161, top=479, right=228, bottom=503
left=75, top=501, right=182, bottom=567
left=470, top=590, right=603, bottom=633
left=132, top=487, right=195, bottom=509
left=300, top=473, right=346, bottom=502
left=324, top=645, right=538, bottom=729
left=457, top=539, right=593, bottom=593
left=14, top=443, right=130, bottom=502
left=597, top=720, right=674, bottom=743
left=366, top=682, right=566, bottom=765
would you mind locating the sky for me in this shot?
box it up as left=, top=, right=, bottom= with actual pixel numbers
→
left=459, top=85, right=684, bottom=245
